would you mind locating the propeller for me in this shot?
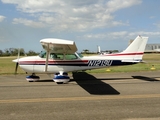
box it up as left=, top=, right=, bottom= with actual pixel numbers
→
left=14, top=62, right=19, bottom=75
left=14, top=48, right=20, bottom=75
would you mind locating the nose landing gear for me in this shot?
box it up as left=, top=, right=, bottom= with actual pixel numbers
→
left=26, top=73, right=40, bottom=82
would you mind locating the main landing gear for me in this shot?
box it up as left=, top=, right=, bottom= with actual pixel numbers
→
left=26, top=73, right=40, bottom=82
left=26, top=72, right=70, bottom=84
left=53, top=72, right=70, bottom=84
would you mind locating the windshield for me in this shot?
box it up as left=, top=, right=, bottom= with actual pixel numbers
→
left=39, top=51, right=46, bottom=58
left=77, top=53, right=83, bottom=58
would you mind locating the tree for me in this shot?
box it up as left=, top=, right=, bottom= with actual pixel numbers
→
left=0, top=50, right=3, bottom=56
left=26, top=50, right=38, bottom=56
left=82, top=49, right=89, bottom=54
left=19, top=48, right=25, bottom=56
left=12, top=48, right=25, bottom=56
left=0, top=48, right=39, bottom=56
left=9, top=48, right=14, bottom=55
left=4, top=48, right=10, bottom=56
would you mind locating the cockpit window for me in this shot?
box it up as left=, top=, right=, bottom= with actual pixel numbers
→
left=77, top=53, right=83, bottom=58
left=39, top=51, right=80, bottom=60
left=50, top=53, right=78, bottom=60
left=50, top=53, right=64, bottom=59
left=65, top=54, right=77, bottom=60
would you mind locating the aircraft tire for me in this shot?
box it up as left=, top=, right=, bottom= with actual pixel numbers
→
left=26, top=75, right=40, bottom=82
left=56, top=82, right=63, bottom=84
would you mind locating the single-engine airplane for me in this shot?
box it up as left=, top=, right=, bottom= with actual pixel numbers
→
left=13, top=35, right=148, bottom=84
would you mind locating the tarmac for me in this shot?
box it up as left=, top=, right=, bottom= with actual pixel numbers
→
left=0, top=71, right=160, bottom=120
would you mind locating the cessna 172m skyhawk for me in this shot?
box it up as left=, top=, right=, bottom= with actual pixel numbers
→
left=13, top=35, right=148, bottom=84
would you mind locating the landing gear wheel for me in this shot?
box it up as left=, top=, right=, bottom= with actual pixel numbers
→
left=53, top=72, right=70, bottom=84
left=56, top=82, right=63, bottom=84
left=29, top=81, right=34, bottom=82
left=26, top=74, right=40, bottom=82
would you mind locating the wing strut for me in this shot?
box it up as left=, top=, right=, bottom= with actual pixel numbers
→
left=44, top=43, right=49, bottom=72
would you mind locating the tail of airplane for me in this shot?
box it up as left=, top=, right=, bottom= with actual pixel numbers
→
left=121, top=35, right=148, bottom=62
left=122, top=35, right=148, bottom=53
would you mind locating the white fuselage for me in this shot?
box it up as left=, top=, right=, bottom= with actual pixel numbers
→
left=17, top=52, right=142, bottom=74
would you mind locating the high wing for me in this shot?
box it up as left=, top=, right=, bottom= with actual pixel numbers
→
left=40, top=38, right=77, bottom=54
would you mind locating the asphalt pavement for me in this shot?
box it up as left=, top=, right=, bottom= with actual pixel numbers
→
left=0, top=71, right=160, bottom=120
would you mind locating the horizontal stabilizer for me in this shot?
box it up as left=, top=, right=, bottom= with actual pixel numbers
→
left=121, top=60, right=145, bottom=63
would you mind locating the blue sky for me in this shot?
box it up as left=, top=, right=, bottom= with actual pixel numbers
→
left=0, top=0, right=160, bottom=52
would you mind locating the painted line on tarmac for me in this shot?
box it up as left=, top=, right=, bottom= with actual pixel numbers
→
left=0, top=94, right=160, bottom=104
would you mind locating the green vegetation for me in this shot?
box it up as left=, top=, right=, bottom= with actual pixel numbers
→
left=0, top=48, right=39, bottom=56
left=0, top=57, right=25, bottom=74
left=0, top=54, right=160, bottom=75
left=86, top=62, right=160, bottom=73
left=143, top=53, right=160, bottom=60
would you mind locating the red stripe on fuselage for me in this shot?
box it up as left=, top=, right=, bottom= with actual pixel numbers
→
left=19, top=60, right=89, bottom=65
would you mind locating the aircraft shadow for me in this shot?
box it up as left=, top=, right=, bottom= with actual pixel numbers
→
left=37, top=80, right=53, bottom=82
left=71, top=72, right=120, bottom=95
left=132, top=76, right=160, bottom=82
left=94, top=77, right=134, bottom=81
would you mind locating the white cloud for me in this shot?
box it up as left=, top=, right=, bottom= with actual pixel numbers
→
left=82, top=31, right=160, bottom=40
left=0, top=15, right=6, bottom=22
left=154, top=22, right=160, bottom=28
left=150, top=16, right=155, bottom=19
left=12, top=18, right=45, bottom=28
left=127, top=31, right=160, bottom=37
left=2, top=0, right=142, bottom=32
left=106, top=0, right=142, bottom=13
left=82, top=31, right=128, bottom=40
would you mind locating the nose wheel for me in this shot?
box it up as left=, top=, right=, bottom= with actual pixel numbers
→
left=26, top=73, right=40, bottom=82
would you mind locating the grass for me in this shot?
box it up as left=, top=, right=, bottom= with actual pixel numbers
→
left=143, top=53, right=160, bottom=60
left=0, top=57, right=25, bottom=75
left=86, top=63, right=160, bottom=73
left=0, top=54, right=160, bottom=75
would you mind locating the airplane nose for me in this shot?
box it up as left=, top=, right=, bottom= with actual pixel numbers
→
left=12, top=59, right=18, bottom=63
left=12, top=58, right=20, bottom=75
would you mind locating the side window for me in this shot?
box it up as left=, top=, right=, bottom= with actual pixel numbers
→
left=65, top=54, right=77, bottom=60
left=50, top=53, right=57, bottom=59
left=50, top=53, right=78, bottom=60
left=57, top=54, right=64, bottom=59
left=50, top=53, right=64, bottom=60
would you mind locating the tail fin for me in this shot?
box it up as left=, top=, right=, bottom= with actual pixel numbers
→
left=121, top=35, right=148, bottom=62
left=122, top=36, right=148, bottom=53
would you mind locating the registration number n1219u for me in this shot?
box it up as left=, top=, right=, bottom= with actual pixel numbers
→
left=88, top=60, right=113, bottom=66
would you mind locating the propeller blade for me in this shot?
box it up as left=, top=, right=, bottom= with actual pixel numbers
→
left=14, top=48, right=20, bottom=75
left=15, top=62, right=19, bottom=75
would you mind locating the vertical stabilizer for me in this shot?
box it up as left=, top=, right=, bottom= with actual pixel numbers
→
left=122, top=36, right=148, bottom=53
left=121, top=36, right=148, bottom=61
